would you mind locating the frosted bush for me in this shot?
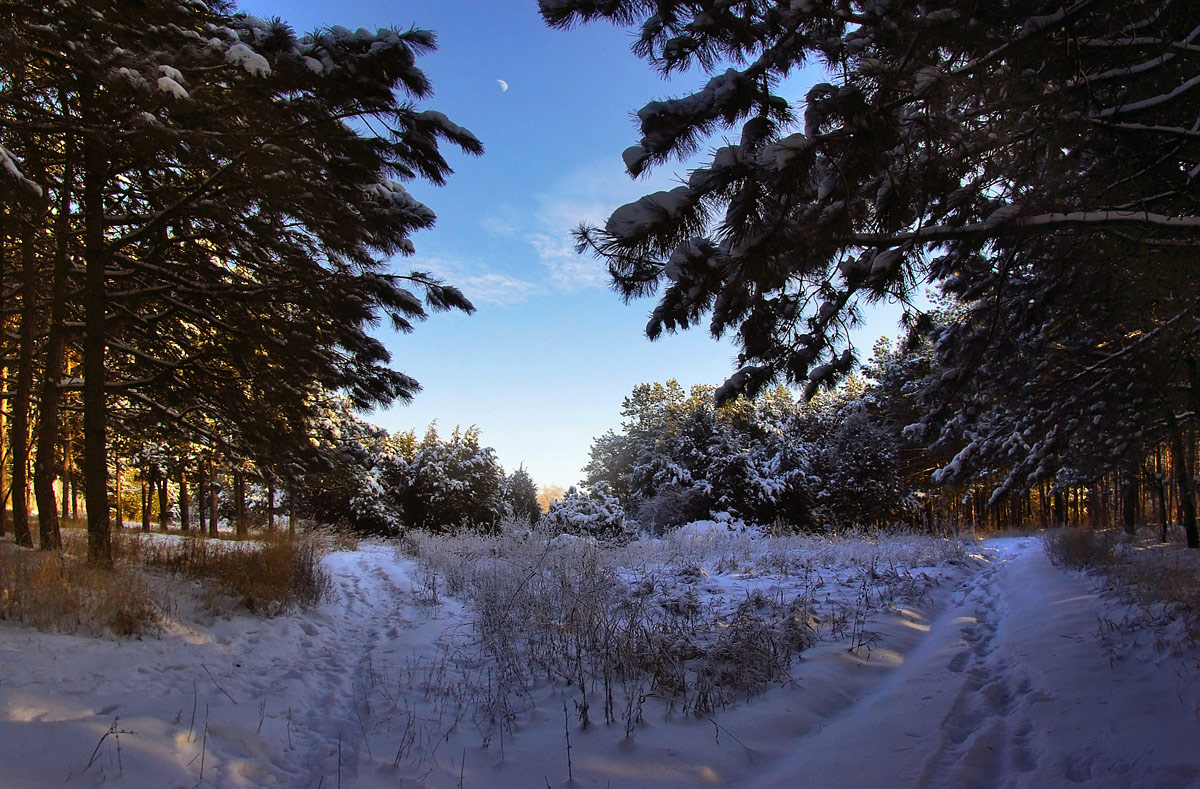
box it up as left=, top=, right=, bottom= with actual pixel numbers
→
left=538, top=482, right=632, bottom=540
left=406, top=521, right=976, bottom=736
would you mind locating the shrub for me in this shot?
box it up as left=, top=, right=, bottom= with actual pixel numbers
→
left=1044, top=529, right=1200, bottom=647
left=1042, top=528, right=1120, bottom=569
left=539, top=482, right=631, bottom=540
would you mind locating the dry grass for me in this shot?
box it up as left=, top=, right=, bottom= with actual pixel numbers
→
left=1042, top=527, right=1123, bottom=569
left=0, top=542, right=158, bottom=637
left=405, top=520, right=963, bottom=736
left=139, top=532, right=331, bottom=616
left=0, top=521, right=331, bottom=637
left=1042, top=527, right=1200, bottom=646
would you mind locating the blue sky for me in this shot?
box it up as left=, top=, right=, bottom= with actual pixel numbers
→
left=242, top=0, right=911, bottom=489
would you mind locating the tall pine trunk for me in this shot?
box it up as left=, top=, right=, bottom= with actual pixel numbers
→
left=0, top=224, right=8, bottom=537
left=179, top=467, right=190, bottom=532
left=34, top=151, right=74, bottom=550
left=1167, top=413, right=1199, bottom=549
left=11, top=201, right=42, bottom=549
left=234, top=470, right=247, bottom=538
left=1121, top=467, right=1138, bottom=536
left=156, top=469, right=168, bottom=530
left=81, top=93, right=111, bottom=564
left=197, top=464, right=206, bottom=533
left=61, top=432, right=71, bottom=521
left=208, top=462, right=218, bottom=536
left=140, top=473, right=150, bottom=532
left=0, top=363, right=7, bottom=539
left=113, top=456, right=121, bottom=527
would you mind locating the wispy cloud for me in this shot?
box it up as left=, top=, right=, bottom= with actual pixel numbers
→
left=484, top=160, right=683, bottom=294
left=407, top=255, right=542, bottom=307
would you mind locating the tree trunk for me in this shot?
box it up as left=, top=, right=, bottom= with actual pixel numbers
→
left=70, top=460, right=77, bottom=519
left=179, top=467, right=190, bottom=532
left=267, top=477, right=275, bottom=533
left=33, top=151, right=73, bottom=551
left=0, top=363, right=7, bottom=539
left=157, top=472, right=168, bottom=530
left=1166, top=413, right=1199, bottom=549
left=0, top=227, right=7, bottom=539
left=81, top=98, right=111, bottom=564
left=234, top=470, right=248, bottom=538
left=11, top=206, right=40, bottom=549
left=140, top=474, right=150, bottom=532
left=1121, top=469, right=1138, bottom=536
left=113, top=456, right=122, bottom=530
left=288, top=482, right=296, bottom=538
left=208, top=463, right=218, bottom=536
left=61, top=430, right=71, bottom=521
left=197, top=464, right=206, bottom=534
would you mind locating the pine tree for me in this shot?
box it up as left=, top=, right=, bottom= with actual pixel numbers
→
left=543, top=1, right=1200, bottom=543
left=397, top=425, right=505, bottom=532
left=504, top=466, right=542, bottom=524
left=2, top=0, right=481, bottom=560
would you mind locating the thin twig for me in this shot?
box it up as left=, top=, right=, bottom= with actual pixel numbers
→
left=188, top=679, right=198, bottom=743
left=198, top=705, right=209, bottom=785
left=563, top=699, right=574, bottom=783
left=203, top=664, right=238, bottom=705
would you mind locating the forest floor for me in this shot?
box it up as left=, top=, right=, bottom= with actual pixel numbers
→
left=0, top=530, right=1196, bottom=787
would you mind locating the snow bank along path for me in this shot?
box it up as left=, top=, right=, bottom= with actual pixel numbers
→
left=754, top=537, right=1200, bottom=788
left=0, top=537, right=1197, bottom=787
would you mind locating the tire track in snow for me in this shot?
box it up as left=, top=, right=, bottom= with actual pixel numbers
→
left=752, top=537, right=1052, bottom=788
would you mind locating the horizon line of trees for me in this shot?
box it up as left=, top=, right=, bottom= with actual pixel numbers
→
left=10, top=399, right=544, bottom=540
left=574, top=328, right=1200, bottom=545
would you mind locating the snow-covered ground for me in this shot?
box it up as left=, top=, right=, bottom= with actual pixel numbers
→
left=1, top=532, right=1197, bottom=787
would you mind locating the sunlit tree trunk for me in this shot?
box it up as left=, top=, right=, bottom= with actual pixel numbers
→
left=0, top=226, right=8, bottom=538
left=34, top=148, right=73, bottom=550
left=178, top=467, right=190, bottom=532
left=113, top=456, right=122, bottom=530
left=196, top=463, right=206, bottom=534
left=61, top=431, right=71, bottom=521
left=1167, top=413, right=1199, bottom=549
left=208, top=462, right=218, bottom=536
left=11, top=203, right=41, bottom=549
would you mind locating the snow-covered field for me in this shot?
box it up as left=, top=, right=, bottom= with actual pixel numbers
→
left=1, top=528, right=1197, bottom=787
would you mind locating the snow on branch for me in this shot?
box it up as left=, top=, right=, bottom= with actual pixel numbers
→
left=1099, top=73, right=1200, bottom=117
left=0, top=144, right=43, bottom=198
left=225, top=42, right=271, bottom=76
left=847, top=210, right=1200, bottom=248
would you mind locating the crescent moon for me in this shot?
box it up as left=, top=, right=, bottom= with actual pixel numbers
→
left=497, top=79, right=508, bottom=93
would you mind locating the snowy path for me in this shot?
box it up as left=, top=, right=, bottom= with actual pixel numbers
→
left=752, top=537, right=1200, bottom=788
left=225, top=544, right=460, bottom=787
left=2, top=536, right=1198, bottom=787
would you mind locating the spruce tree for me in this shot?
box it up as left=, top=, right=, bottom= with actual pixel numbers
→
left=504, top=466, right=541, bottom=524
